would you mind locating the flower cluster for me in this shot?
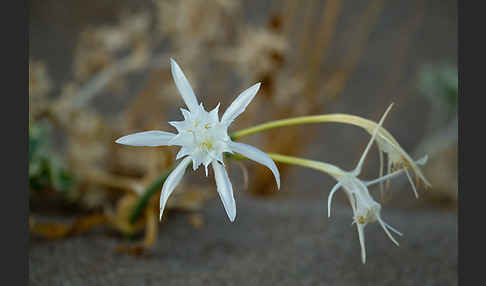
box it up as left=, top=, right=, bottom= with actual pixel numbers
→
left=327, top=104, right=428, bottom=263
left=116, top=58, right=430, bottom=264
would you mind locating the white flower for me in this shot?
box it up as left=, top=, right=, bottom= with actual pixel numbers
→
left=365, top=124, right=431, bottom=199
left=116, top=58, right=280, bottom=222
left=327, top=104, right=403, bottom=263
left=335, top=176, right=403, bottom=264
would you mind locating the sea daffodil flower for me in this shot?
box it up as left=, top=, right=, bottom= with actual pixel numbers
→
left=365, top=124, right=431, bottom=199
left=327, top=104, right=403, bottom=263
left=116, top=58, right=280, bottom=222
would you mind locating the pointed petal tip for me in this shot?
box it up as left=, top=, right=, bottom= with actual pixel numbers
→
left=114, top=136, right=130, bottom=145
left=228, top=141, right=280, bottom=191
left=114, top=131, right=176, bottom=147
left=213, top=162, right=237, bottom=224
left=221, top=83, right=262, bottom=124
left=169, top=58, right=178, bottom=70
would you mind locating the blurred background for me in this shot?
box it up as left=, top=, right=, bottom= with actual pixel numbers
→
left=29, top=0, right=457, bottom=285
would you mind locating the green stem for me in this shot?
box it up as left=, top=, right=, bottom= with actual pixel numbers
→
left=267, top=153, right=344, bottom=178
left=130, top=168, right=174, bottom=224
left=231, top=114, right=396, bottom=144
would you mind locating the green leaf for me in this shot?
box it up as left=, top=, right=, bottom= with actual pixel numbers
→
left=129, top=168, right=174, bottom=224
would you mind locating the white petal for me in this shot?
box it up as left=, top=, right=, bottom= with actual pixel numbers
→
left=355, top=103, right=393, bottom=174
left=176, top=146, right=191, bottom=160
left=159, top=157, right=192, bottom=221
left=115, top=131, right=175, bottom=147
left=190, top=149, right=204, bottom=171
left=170, top=58, right=199, bottom=112
left=169, top=132, right=194, bottom=146
left=327, top=182, right=342, bottom=218
left=382, top=220, right=403, bottom=236
left=357, top=224, right=367, bottom=264
left=416, top=155, right=428, bottom=165
left=377, top=216, right=400, bottom=246
left=221, top=82, right=261, bottom=125
left=169, top=121, right=187, bottom=133
left=212, top=161, right=236, bottom=222
left=229, top=141, right=280, bottom=189
left=404, top=167, right=419, bottom=198
left=209, top=103, right=220, bottom=122
left=180, top=108, right=191, bottom=121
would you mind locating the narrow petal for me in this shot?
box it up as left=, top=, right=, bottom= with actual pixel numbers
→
left=377, top=215, right=400, bottom=246
left=327, top=182, right=342, bottom=218
left=378, top=150, right=385, bottom=201
left=416, top=155, right=428, bottom=165
left=176, top=146, right=191, bottom=160
left=357, top=224, right=367, bottom=264
left=169, top=132, right=194, bottom=147
left=404, top=168, right=419, bottom=198
left=169, top=121, right=187, bottom=133
left=159, top=157, right=192, bottom=221
left=355, top=103, right=393, bottom=174
left=115, top=130, right=176, bottom=147
left=170, top=58, right=199, bottom=112
left=229, top=141, right=280, bottom=189
left=209, top=103, right=220, bottom=122
left=212, top=161, right=236, bottom=222
left=180, top=108, right=191, bottom=121
left=382, top=221, right=403, bottom=236
left=221, top=82, right=261, bottom=125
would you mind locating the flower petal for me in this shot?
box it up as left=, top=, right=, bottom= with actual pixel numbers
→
left=377, top=215, right=400, bottom=246
left=327, top=182, right=342, bottom=218
left=170, top=58, right=199, bottom=112
left=356, top=223, right=367, bottom=264
left=115, top=131, right=176, bottom=146
left=176, top=146, right=191, bottom=160
left=159, top=157, right=192, bottom=221
left=212, top=161, right=236, bottom=222
left=221, top=82, right=261, bottom=125
left=355, top=103, right=393, bottom=174
left=169, top=121, right=187, bottom=133
left=180, top=108, right=192, bottom=121
left=209, top=103, right=220, bottom=123
left=169, top=132, right=194, bottom=146
left=229, top=141, right=280, bottom=189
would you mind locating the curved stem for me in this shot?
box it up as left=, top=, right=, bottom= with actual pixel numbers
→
left=267, top=153, right=344, bottom=178
left=231, top=114, right=399, bottom=147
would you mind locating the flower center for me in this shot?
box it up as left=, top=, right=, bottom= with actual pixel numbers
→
left=357, top=215, right=376, bottom=224
left=200, top=139, right=214, bottom=152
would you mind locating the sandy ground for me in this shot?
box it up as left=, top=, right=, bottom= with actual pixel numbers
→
left=29, top=192, right=457, bottom=286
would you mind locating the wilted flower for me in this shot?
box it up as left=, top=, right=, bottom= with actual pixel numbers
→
left=366, top=124, right=431, bottom=198
left=327, top=104, right=403, bottom=263
left=116, top=58, right=280, bottom=222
